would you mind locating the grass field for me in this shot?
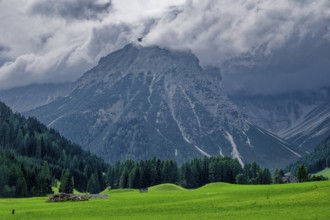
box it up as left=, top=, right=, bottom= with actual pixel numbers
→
left=315, top=168, right=330, bottom=178
left=1, top=181, right=329, bottom=219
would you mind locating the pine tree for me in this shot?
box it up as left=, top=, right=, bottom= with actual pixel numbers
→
left=16, top=176, right=28, bottom=197
left=236, top=173, right=247, bottom=184
left=273, top=169, right=284, bottom=184
left=38, top=161, right=52, bottom=195
left=257, top=168, right=272, bottom=184
left=86, top=172, right=101, bottom=194
left=119, top=168, right=129, bottom=188
left=59, top=169, right=74, bottom=194
left=128, top=166, right=140, bottom=189
left=297, top=165, right=308, bottom=182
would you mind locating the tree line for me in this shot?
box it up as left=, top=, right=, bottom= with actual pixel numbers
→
left=103, top=157, right=274, bottom=191
left=0, top=102, right=106, bottom=198
left=2, top=100, right=327, bottom=198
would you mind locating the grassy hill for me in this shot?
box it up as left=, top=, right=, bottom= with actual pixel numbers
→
left=1, top=181, right=329, bottom=219
left=315, top=168, right=330, bottom=178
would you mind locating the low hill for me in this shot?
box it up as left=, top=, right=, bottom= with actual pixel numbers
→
left=149, top=183, right=186, bottom=192
left=0, top=101, right=106, bottom=197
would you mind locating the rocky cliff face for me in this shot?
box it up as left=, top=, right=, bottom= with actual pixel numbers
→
left=27, top=44, right=302, bottom=168
left=231, top=88, right=330, bottom=152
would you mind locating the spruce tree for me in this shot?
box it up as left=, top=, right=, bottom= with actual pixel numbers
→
left=236, top=173, right=247, bottom=184
left=297, top=165, right=308, bottom=182
left=128, top=166, right=140, bottom=189
left=86, top=172, right=101, bottom=194
left=59, top=169, right=74, bottom=194
left=119, top=168, right=129, bottom=188
left=39, top=161, right=52, bottom=195
left=16, top=176, right=28, bottom=197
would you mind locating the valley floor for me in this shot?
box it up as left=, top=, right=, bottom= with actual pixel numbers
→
left=0, top=181, right=329, bottom=220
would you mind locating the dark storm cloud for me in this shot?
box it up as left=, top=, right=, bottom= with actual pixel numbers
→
left=221, top=31, right=330, bottom=94
left=0, top=0, right=329, bottom=93
left=144, top=0, right=330, bottom=94
left=0, top=45, right=10, bottom=66
left=0, top=45, right=10, bottom=53
left=30, top=0, right=112, bottom=21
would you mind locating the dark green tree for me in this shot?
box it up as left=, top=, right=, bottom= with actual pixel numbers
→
left=297, top=165, right=308, bottom=182
left=273, top=169, right=284, bottom=184
left=128, top=166, right=141, bottom=189
left=257, top=168, right=272, bottom=184
left=236, top=173, right=247, bottom=184
left=59, top=169, right=74, bottom=194
left=16, top=176, right=28, bottom=197
left=86, top=172, right=101, bottom=194
left=119, top=168, right=129, bottom=188
left=38, top=161, right=52, bottom=195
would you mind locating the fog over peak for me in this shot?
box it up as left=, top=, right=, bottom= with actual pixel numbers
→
left=0, top=0, right=329, bottom=94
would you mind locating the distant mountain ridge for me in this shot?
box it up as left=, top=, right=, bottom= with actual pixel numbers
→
left=0, top=83, right=72, bottom=112
left=231, top=88, right=330, bottom=152
left=26, top=44, right=302, bottom=169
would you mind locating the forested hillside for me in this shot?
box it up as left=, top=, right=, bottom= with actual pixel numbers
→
left=0, top=102, right=106, bottom=197
left=286, top=134, right=330, bottom=174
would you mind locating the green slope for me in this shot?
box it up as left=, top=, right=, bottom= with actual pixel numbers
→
left=315, top=168, right=330, bottom=178
left=149, top=183, right=187, bottom=192
left=1, top=181, right=329, bottom=220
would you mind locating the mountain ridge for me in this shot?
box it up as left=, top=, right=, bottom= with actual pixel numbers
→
left=231, top=88, right=330, bottom=152
left=26, top=44, right=302, bottom=169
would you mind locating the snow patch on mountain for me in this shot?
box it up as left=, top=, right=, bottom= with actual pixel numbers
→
left=225, top=131, right=244, bottom=167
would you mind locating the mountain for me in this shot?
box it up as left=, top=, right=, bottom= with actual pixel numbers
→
left=286, top=134, right=330, bottom=174
left=231, top=88, right=330, bottom=152
left=27, top=44, right=302, bottom=169
left=0, top=101, right=106, bottom=197
left=0, top=83, right=72, bottom=112
left=280, top=101, right=330, bottom=152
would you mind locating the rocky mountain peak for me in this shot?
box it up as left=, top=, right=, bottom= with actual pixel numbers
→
left=27, top=44, right=303, bottom=169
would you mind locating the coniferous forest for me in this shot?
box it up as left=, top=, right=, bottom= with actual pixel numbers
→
left=286, top=134, right=330, bottom=174
left=0, top=102, right=106, bottom=197
left=0, top=101, right=303, bottom=198
left=104, top=157, right=273, bottom=191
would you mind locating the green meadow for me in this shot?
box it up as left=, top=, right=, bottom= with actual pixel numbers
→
left=1, top=181, right=329, bottom=220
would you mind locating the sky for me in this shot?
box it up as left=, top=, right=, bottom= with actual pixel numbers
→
left=0, top=0, right=329, bottom=94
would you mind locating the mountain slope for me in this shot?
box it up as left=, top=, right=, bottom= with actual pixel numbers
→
left=280, top=101, right=330, bottom=152
left=0, top=83, right=72, bottom=112
left=27, top=44, right=302, bottom=168
left=231, top=88, right=330, bottom=151
left=286, top=134, right=330, bottom=174
left=0, top=101, right=106, bottom=197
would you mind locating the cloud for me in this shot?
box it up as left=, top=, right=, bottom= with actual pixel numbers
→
left=0, top=0, right=184, bottom=90
left=30, top=0, right=112, bottom=21
left=0, top=0, right=329, bottom=94
left=143, top=0, right=330, bottom=94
